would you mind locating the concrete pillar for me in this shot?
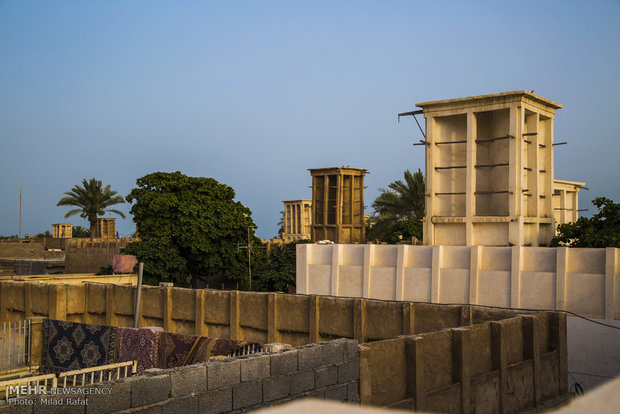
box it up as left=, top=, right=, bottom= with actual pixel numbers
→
left=605, top=247, right=617, bottom=320
left=330, top=244, right=341, bottom=296
left=229, top=290, right=240, bottom=340
left=510, top=246, right=522, bottom=308
left=309, top=295, right=320, bottom=343
left=431, top=245, right=443, bottom=303
left=466, top=111, right=476, bottom=246
left=195, top=290, right=207, bottom=336
left=395, top=245, right=406, bottom=301
left=556, top=247, right=568, bottom=311
left=469, top=246, right=481, bottom=304
left=363, top=244, right=374, bottom=298
left=268, top=293, right=280, bottom=343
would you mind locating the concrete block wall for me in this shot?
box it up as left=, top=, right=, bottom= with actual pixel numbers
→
left=0, top=339, right=360, bottom=414
left=297, top=244, right=620, bottom=321
left=359, top=312, right=568, bottom=413
left=0, top=281, right=531, bottom=347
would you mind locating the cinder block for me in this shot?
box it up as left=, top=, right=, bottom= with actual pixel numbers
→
left=298, top=345, right=322, bottom=370
left=290, top=370, right=314, bottom=395
left=161, top=395, right=198, bottom=414
left=240, top=355, right=270, bottom=382
left=232, top=381, right=262, bottom=410
left=170, top=365, right=206, bottom=397
left=199, top=388, right=232, bottom=414
left=131, top=374, right=171, bottom=407
left=84, top=379, right=132, bottom=414
left=343, top=339, right=359, bottom=361
left=321, top=341, right=345, bottom=365
left=325, top=384, right=348, bottom=402
left=270, top=350, right=297, bottom=375
left=315, top=365, right=338, bottom=389
left=347, top=381, right=360, bottom=403
left=337, top=361, right=360, bottom=383
left=262, top=375, right=290, bottom=402
left=207, top=360, right=240, bottom=390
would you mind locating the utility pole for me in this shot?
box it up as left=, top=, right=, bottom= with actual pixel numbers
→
left=19, top=185, right=22, bottom=239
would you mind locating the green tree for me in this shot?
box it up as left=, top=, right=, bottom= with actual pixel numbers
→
left=367, top=169, right=425, bottom=243
left=551, top=197, right=620, bottom=248
left=57, top=178, right=126, bottom=236
left=253, top=241, right=310, bottom=292
left=123, top=171, right=257, bottom=288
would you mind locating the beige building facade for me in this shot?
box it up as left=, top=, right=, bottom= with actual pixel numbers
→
left=415, top=91, right=564, bottom=246
left=553, top=179, right=586, bottom=227
left=309, top=167, right=367, bottom=244
left=52, top=223, right=73, bottom=238
left=282, top=199, right=312, bottom=243
left=93, top=217, right=116, bottom=239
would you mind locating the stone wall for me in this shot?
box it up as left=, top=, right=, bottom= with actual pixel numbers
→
left=359, top=312, right=568, bottom=413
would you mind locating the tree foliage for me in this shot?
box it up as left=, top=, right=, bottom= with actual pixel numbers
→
left=367, top=169, right=425, bottom=243
left=72, top=225, right=91, bottom=238
left=57, top=178, right=125, bottom=235
left=551, top=197, right=620, bottom=248
left=253, top=241, right=310, bottom=292
left=123, top=172, right=257, bottom=288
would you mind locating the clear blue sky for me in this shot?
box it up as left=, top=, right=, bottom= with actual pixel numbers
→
left=1, top=0, right=619, bottom=239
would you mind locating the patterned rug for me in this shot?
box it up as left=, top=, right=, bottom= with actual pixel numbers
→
left=115, top=327, right=162, bottom=372
left=41, top=319, right=116, bottom=372
left=157, top=332, right=199, bottom=369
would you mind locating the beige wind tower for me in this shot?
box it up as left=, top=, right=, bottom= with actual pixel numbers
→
left=412, top=91, right=562, bottom=246
left=309, top=167, right=367, bottom=243
left=282, top=199, right=312, bottom=243
left=52, top=223, right=73, bottom=238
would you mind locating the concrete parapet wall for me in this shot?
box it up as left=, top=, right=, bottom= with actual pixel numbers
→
left=359, top=312, right=568, bottom=413
left=297, top=244, right=620, bottom=320
left=0, top=282, right=530, bottom=345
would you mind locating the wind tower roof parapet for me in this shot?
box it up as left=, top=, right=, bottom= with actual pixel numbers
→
left=416, top=90, right=562, bottom=115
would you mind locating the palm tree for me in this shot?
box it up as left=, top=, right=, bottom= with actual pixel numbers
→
left=57, top=178, right=126, bottom=236
left=372, top=169, right=425, bottom=221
